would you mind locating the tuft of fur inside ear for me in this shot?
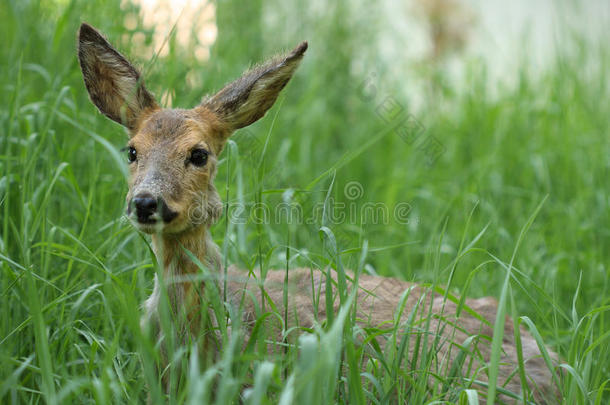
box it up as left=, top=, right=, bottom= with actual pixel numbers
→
left=77, top=23, right=158, bottom=130
left=201, top=41, right=308, bottom=131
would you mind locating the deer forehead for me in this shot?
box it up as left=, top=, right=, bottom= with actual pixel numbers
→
left=131, top=108, right=223, bottom=156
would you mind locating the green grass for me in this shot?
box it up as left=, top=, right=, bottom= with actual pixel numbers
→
left=1, top=0, right=609, bottom=403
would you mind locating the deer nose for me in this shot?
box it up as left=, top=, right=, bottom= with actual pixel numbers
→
left=132, top=193, right=158, bottom=222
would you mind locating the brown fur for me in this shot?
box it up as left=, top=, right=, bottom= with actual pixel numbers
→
left=77, top=23, right=558, bottom=403
left=226, top=266, right=557, bottom=402
left=78, top=23, right=158, bottom=129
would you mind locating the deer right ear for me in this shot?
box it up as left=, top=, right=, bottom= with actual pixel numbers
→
left=199, top=41, right=307, bottom=133
left=77, top=23, right=158, bottom=131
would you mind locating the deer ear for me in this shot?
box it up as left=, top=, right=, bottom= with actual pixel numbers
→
left=77, top=23, right=158, bottom=130
left=200, top=41, right=307, bottom=132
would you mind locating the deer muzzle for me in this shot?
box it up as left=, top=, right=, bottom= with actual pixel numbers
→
left=129, top=192, right=178, bottom=225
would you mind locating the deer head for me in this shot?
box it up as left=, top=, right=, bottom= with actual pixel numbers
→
left=77, top=23, right=307, bottom=235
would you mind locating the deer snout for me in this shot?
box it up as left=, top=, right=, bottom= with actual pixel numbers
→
left=132, top=194, right=157, bottom=223
left=130, top=193, right=178, bottom=224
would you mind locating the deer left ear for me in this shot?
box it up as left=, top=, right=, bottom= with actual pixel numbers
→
left=199, top=41, right=307, bottom=133
left=77, top=23, right=158, bottom=130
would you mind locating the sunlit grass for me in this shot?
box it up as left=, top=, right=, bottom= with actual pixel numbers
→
left=1, top=0, right=609, bottom=403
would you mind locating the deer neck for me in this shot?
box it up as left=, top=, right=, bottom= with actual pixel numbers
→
left=151, top=224, right=222, bottom=280
left=143, top=225, right=222, bottom=332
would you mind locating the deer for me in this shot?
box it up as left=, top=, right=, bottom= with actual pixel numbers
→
left=77, top=23, right=559, bottom=403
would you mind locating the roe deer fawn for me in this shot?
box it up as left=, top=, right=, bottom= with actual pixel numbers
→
left=77, top=23, right=559, bottom=403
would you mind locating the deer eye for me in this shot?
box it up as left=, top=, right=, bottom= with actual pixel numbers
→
left=127, top=146, right=137, bottom=163
left=190, top=148, right=209, bottom=167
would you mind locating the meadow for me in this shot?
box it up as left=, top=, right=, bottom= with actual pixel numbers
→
left=1, top=0, right=609, bottom=403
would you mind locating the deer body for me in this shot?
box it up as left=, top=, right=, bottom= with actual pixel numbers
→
left=227, top=267, right=555, bottom=401
left=77, top=23, right=557, bottom=403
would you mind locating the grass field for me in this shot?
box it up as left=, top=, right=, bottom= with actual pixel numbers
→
left=1, top=0, right=609, bottom=403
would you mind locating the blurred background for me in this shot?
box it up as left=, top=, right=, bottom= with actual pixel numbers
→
left=1, top=0, right=609, bottom=401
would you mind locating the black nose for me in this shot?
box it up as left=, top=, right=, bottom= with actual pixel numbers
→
left=132, top=193, right=157, bottom=222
